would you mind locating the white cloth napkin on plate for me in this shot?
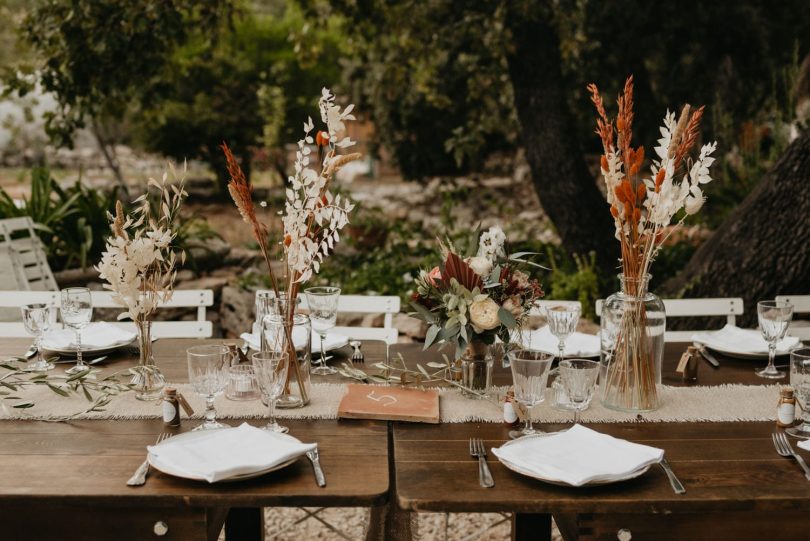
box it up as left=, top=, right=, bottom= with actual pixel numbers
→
left=240, top=331, right=348, bottom=353
left=492, top=424, right=664, bottom=486
left=41, top=322, right=136, bottom=350
left=798, top=440, right=810, bottom=452
left=515, top=326, right=600, bottom=357
left=692, top=324, right=800, bottom=355
left=148, top=423, right=317, bottom=483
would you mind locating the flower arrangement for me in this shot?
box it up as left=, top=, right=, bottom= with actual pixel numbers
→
left=223, top=87, right=361, bottom=404
left=587, top=76, right=717, bottom=410
left=410, top=226, right=544, bottom=359
left=96, top=164, right=187, bottom=400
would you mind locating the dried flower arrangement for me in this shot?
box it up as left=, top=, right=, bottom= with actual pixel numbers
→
left=410, top=226, right=544, bottom=359
left=587, top=75, right=717, bottom=410
left=223, top=88, right=361, bottom=402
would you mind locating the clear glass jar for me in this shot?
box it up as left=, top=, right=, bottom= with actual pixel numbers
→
left=460, top=340, right=493, bottom=399
left=600, top=274, right=665, bottom=412
left=130, top=319, right=166, bottom=401
left=262, top=313, right=312, bottom=408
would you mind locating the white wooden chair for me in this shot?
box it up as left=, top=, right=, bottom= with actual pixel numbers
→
left=0, top=217, right=58, bottom=291
left=596, top=297, right=744, bottom=342
left=298, top=294, right=401, bottom=344
left=775, top=295, right=810, bottom=340
left=0, top=289, right=214, bottom=338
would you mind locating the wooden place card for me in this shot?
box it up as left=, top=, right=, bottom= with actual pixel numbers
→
left=338, top=384, right=440, bottom=424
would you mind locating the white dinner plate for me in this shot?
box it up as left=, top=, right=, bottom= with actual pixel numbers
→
left=495, top=432, right=652, bottom=487
left=147, top=429, right=302, bottom=482
left=692, top=325, right=800, bottom=360
left=41, top=339, right=134, bottom=357
left=241, top=332, right=349, bottom=354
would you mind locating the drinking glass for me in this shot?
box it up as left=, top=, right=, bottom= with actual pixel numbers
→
left=187, top=345, right=230, bottom=431
left=252, top=351, right=290, bottom=433
left=60, top=287, right=93, bottom=375
left=756, top=300, right=793, bottom=379
left=559, top=359, right=600, bottom=425
left=21, top=303, right=54, bottom=372
left=508, top=348, right=554, bottom=439
left=787, top=347, right=810, bottom=438
left=304, top=286, right=340, bottom=376
left=545, top=303, right=581, bottom=361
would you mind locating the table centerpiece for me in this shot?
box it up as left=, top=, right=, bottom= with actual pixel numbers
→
left=588, top=76, right=717, bottom=412
left=96, top=164, right=187, bottom=400
left=410, top=227, right=544, bottom=397
left=222, top=87, right=360, bottom=407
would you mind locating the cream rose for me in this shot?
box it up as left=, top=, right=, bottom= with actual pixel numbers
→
left=469, top=297, right=501, bottom=331
left=466, top=256, right=493, bottom=277
left=502, top=296, right=523, bottom=319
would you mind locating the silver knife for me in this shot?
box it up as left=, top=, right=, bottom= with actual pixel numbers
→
left=306, top=448, right=326, bottom=487
left=659, top=457, right=686, bottom=494
left=693, top=343, right=720, bottom=368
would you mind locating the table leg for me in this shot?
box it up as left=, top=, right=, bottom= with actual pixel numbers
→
left=512, top=513, right=552, bottom=541
left=225, top=507, right=264, bottom=541
left=366, top=504, right=413, bottom=541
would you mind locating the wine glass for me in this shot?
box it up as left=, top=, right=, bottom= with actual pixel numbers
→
left=508, top=348, right=554, bottom=439
left=787, top=347, right=810, bottom=439
left=60, top=287, right=93, bottom=375
left=187, top=345, right=230, bottom=431
left=20, top=303, right=54, bottom=372
left=305, top=286, right=340, bottom=376
left=756, top=300, right=793, bottom=379
left=252, top=351, right=290, bottom=433
left=559, top=359, right=600, bottom=425
left=545, top=303, right=581, bottom=361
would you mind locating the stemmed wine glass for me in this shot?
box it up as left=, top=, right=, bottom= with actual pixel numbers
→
left=545, top=303, right=581, bottom=361
left=60, top=287, right=93, bottom=375
left=787, top=347, right=810, bottom=439
left=756, top=300, right=793, bottom=379
left=252, top=351, right=290, bottom=433
left=20, top=303, right=54, bottom=372
left=559, top=359, right=600, bottom=426
left=305, top=286, right=340, bottom=376
left=187, top=345, right=230, bottom=431
left=508, top=348, right=554, bottom=439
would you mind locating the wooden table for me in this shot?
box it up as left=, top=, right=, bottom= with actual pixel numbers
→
left=0, top=338, right=389, bottom=541
left=392, top=342, right=810, bottom=541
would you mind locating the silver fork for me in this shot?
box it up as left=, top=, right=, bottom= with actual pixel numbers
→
left=773, top=432, right=810, bottom=481
left=349, top=340, right=364, bottom=364
left=127, top=433, right=170, bottom=486
left=469, top=438, right=494, bottom=488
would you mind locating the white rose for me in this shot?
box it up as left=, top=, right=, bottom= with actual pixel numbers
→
left=466, top=256, right=493, bottom=277
left=469, top=297, right=501, bottom=331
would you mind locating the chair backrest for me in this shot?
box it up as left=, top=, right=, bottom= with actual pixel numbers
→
left=298, top=294, right=401, bottom=345
left=595, top=297, right=744, bottom=342
left=0, top=289, right=214, bottom=338
left=0, top=217, right=58, bottom=291
left=775, top=295, right=810, bottom=340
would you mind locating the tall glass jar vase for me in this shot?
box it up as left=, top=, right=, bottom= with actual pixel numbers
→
left=459, top=340, right=494, bottom=399
left=129, top=320, right=166, bottom=401
left=262, top=313, right=312, bottom=408
left=600, top=274, right=665, bottom=412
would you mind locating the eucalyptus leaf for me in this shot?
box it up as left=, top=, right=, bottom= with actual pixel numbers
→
left=498, top=306, right=518, bottom=328
left=424, top=325, right=441, bottom=349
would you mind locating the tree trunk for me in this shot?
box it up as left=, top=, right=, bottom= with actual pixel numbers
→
left=91, top=119, right=128, bottom=196
left=503, top=0, right=618, bottom=267
left=663, top=129, right=810, bottom=325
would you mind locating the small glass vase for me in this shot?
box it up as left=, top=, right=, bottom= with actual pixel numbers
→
left=600, top=274, right=665, bottom=413
left=262, top=313, right=312, bottom=408
left=129, top=320, right=166, bottom=401
left=460, top=340, right=493, bottom=399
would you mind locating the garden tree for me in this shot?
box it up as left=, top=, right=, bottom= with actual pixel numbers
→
left=663, top=128, right=810, bottom=325
left=135, top=1, right=348, bottom=188
left=4, top=0, right=235, bottom=191
left=326, top=0, right=809, bottom=267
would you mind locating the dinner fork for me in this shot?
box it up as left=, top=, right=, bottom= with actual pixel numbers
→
left=773, top=432, right=810, bottom=481
left=127, top=433, right=171, bottom=486
left=349, top=340, right=364, bottom=364
left=469, top=438, right=494, bottom=488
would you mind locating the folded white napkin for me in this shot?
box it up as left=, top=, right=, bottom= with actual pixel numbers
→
left=492, top=424, right=664, bottom=486
left=515, top=326, right=600, bottom=357
left=798, top=440, right=810, bottom=452
left=693, top=324, right=800, bottom=355
left=148, top=423, right=317, bottom=483
left=41, top=322, right=136, bottom=350
left=241, top=331, right=348, bottom=353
